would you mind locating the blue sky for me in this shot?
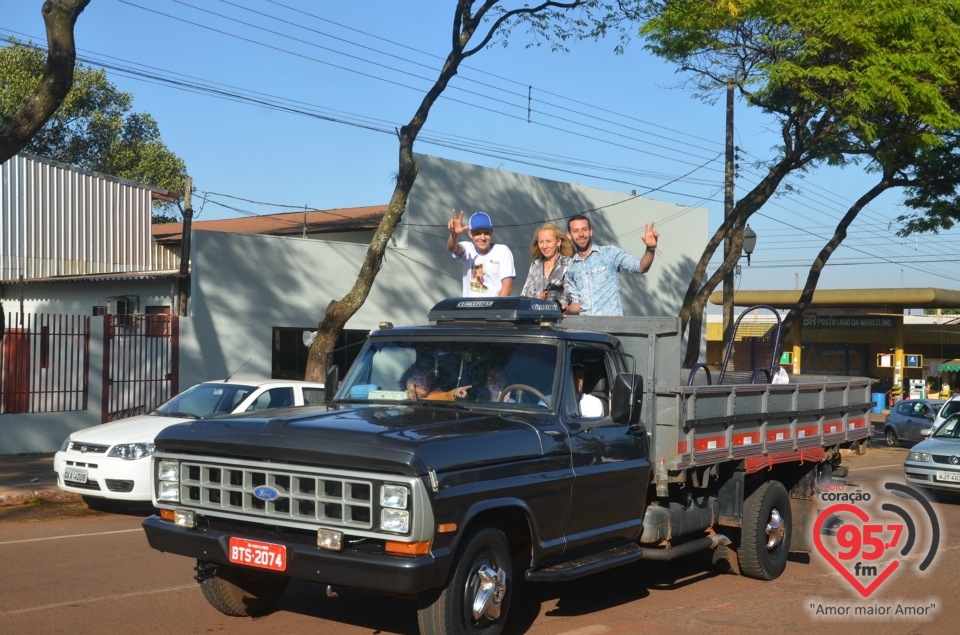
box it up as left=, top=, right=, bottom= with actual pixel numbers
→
left=4, top=0, right=960, bottom=303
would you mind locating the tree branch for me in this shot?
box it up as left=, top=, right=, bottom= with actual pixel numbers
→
left=463, top=0, right=583, bottom=57
left=0, top=0, right=91, bottom=164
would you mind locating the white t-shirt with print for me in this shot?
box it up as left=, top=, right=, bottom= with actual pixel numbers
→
left=454, top=242, right=516, bottom=297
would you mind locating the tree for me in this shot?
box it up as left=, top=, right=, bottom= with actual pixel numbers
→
left=1, top=38, right=186, bottom=222
left=637, top=0, right=960, bottom=365
left=0, top=0, right=90, bottom=164
left=303, top=0, right=604, bottom=382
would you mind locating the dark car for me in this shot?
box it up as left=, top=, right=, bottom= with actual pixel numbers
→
left=883, top=398, right=945, bottom=446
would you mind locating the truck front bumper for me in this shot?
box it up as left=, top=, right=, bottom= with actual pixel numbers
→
left=142, top=516, right=439, bottom=594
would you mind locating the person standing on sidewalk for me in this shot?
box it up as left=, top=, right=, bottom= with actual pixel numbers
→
left=565, top=214, right=659, bottom=316
left=447, top=210, right=516, bottom=297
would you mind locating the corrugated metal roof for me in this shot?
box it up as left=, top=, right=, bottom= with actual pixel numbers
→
left=1, top=153, right=157, bottom=280
left=1, top=269, right=181, bottom=285
left=151, top=205, right=387, bottom=244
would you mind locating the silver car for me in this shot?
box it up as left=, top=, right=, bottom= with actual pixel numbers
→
left=904, top=413, right=960, bottom=493
left=882, top=398, right=945, bottom=447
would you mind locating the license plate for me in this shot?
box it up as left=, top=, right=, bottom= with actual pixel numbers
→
left=228, top=537, right=287, bottom=572
left=936, top=471, right=960, bottom=483
left=63, top=467, right=88, bottom=484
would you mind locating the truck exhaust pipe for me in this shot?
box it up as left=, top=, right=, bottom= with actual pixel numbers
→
left=637, top=534, right=731, bottom=561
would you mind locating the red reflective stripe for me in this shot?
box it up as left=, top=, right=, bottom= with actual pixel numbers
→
left=694, top=436, right=726, bottom=451
left=733, top=432, right=760, bottom=446
left=677, top=441, right=689, bottom=454
left=767, top=428, right=791, bottom=441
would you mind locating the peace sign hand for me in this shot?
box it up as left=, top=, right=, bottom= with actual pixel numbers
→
left=448, top=209, right=466, bottom=235
left=642, top=222, right=660, bottom=250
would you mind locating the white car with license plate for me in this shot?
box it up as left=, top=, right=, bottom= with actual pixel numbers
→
left=54, top=380, right=325, bottom=504
left=904, top=413, right=960, bottom=493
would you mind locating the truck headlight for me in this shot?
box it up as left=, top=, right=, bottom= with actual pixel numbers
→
left=158, top=460, right=180, bottom=502
left=108, top=443, right=155, bottom=460
left=907, top=451, right=931, bottom=462
left=381, top=509, right=410, bottom=534
left=60, top=436, right=72, bottom=452
left=158, top=481, right=180, bottom=502
left=159, top=460, right=179, bottom=481
left=380, top=484, right=409, bottom=509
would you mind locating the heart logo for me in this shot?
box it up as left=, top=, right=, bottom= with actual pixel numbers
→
left=813, top=503, right=900, bottom=598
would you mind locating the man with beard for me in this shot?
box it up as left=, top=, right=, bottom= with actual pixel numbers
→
left=565, top=214, right=659, bottom=316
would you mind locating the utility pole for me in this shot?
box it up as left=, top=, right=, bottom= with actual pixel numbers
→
left=722, top=79, right=736, bottom=359
left=177, top=176, right=193, bottom=317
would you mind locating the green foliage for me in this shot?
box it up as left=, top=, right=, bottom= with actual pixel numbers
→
left=924, top=308, right=960, bottom=315
left=642, top=0, right=960, bottom=137
left=0, top=39, right=186, bottom=220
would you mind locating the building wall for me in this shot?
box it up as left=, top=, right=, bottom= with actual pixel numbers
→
left=1, top=153, right=154, bottom=280
left=182, top=155, right=708, bottom=386
left=0, top=278, right=175, bottom=318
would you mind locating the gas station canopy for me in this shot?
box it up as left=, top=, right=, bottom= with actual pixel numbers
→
left=708, top=287, right=960, bottom=308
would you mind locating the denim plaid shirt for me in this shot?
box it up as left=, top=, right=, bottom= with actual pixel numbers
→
left=567, top=245, right=643, bottom=316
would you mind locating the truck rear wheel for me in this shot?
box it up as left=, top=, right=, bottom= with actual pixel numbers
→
left=418, top=527, right=512, bottom=635
left=198, top=562, right=289, bottom=617
left=738, top=481, right=791, bottom=581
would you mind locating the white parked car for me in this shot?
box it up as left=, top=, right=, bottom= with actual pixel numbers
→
left=933, top=395, right=960, bottom=431
left=54, top=380, right=325, bottom=504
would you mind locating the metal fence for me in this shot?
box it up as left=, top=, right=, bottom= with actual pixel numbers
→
left=102, top=313, right=179, bottom=422
left=1, top=313, right=91, bottom=414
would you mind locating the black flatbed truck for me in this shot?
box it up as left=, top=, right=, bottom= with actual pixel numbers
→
left=143, top=297, right=872, bottom=635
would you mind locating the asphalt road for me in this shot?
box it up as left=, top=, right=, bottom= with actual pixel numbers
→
left=2, top=440, right=958, bottom=635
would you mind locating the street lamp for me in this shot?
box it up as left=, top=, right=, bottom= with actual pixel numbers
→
left=725, top=225, right=759, bottom=358
left=743, top=224, right=757, bottom=265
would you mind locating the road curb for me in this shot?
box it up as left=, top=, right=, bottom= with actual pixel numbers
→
left=0, top=489, right=83, bottom=507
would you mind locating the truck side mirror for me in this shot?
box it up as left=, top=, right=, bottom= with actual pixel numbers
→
left=611, top=373, right=643, bottom=425
left=324, top=365, right=339, bottom=404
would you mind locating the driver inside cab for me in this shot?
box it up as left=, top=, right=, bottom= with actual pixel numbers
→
left=406, top=372, right=472, bottom=402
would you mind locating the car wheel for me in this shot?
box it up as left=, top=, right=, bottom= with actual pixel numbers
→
left=885, top=427, right=900, bottom=448
left=418, top=527, right=512, bottom=635
left=198, top=562, right=289, bottom=617
left=738, top=481, right=791, bottom=581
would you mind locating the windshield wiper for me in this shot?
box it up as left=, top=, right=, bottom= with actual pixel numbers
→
left=409, top=400, right=474, bottom=411
left=162, top=411, right=200, bottom=420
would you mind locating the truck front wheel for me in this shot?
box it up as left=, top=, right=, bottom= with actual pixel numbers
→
left=198, top=562, right=289, bottom=617
left=418, top=527, right=512, bottom=635
left=738, top=481, right=791, bottom=581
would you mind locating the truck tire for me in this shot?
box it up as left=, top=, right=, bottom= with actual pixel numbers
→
left=418, top=527, right=512, bottom=635
left=738, top=481, right=791, bottom=581
left=198, top=562, right=289, bottom=617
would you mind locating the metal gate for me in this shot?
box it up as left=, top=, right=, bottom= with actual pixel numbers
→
left=1, top=313, right=91, bottom=414
left=102, top=313, right=179, bottom=422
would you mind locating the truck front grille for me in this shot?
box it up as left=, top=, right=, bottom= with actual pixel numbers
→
left=179, top=462, right=375, bottom=530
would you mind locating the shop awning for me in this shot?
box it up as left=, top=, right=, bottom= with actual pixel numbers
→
left=938, top=359, right=960, bottom=372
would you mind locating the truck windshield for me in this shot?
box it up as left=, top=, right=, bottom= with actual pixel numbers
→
left=337, top=340, right=559, bottom=410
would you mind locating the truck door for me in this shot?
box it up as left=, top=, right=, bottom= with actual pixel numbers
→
left=561, top=344, right=650, bottom=554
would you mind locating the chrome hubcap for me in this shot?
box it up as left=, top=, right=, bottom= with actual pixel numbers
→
left=471, top=565, right=507, bottom=621
left=766, top=508, right=785, bottom=550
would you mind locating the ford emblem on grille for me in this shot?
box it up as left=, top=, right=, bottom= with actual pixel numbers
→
left=253, top=486, right=279, bottom=501
left=950, top=456, right=960, bottom=465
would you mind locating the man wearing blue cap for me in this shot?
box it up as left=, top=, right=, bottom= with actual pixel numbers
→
left=447, top=209, right=516, bottom=297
